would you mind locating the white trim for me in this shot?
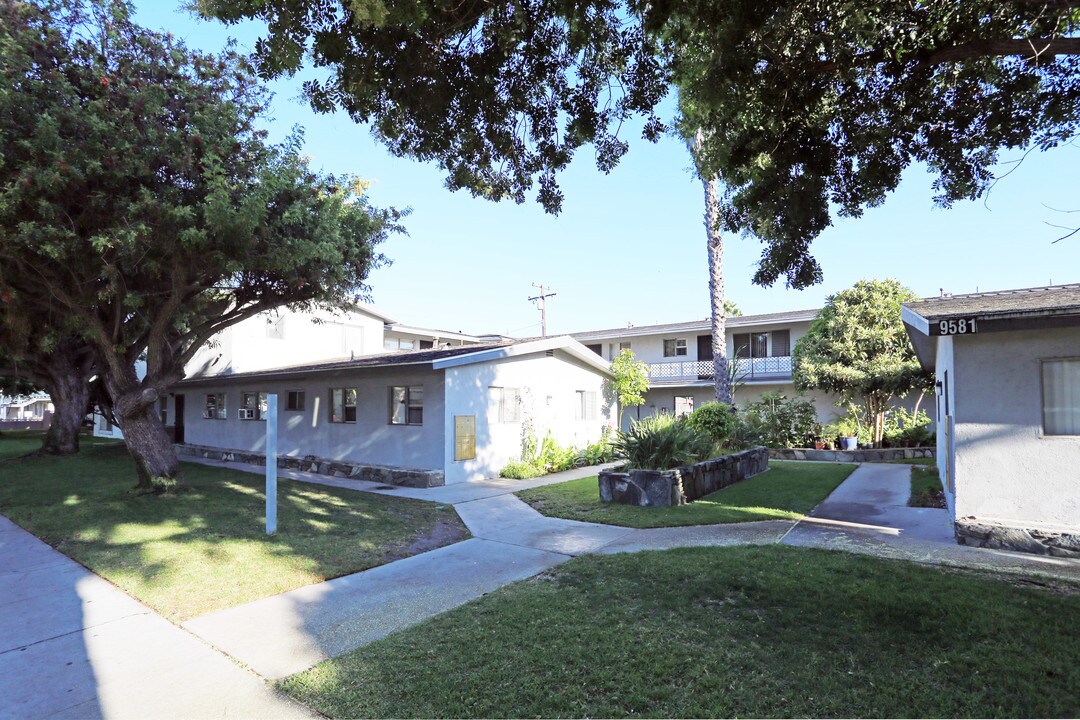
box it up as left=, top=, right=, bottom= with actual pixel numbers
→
left=432, top=336, right=613, bottom=376
left=901, top=305, right=931, bottom=336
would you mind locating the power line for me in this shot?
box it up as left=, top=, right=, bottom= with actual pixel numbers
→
left=527, top=283, right=557, bottom=338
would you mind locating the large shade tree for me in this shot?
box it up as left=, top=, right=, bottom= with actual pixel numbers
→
left=198, top=0, right=1080, bottom=409
left=791, top=279, right=932, bottom=446
left=0, top=0, right=401, bottom=487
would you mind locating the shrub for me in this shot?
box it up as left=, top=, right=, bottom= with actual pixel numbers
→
left=578, top=438, right=616, bottom=466
left=725, top=417, right=762, bottom=451
left=741, top=392, right=818, bottom=448
left=686, top=402, right=738, bottom=444
left=500, top=459, right=546, bottom=479
left=613, top=414, right=713, bottom=471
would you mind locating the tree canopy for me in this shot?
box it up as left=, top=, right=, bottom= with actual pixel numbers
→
left=791, top=279, right=932, bottom=445
left=0, top=0, right=401, bottom=483
left=199, top=0, right=1080, bottom=287
left=606, top=349, right=650, bottom=426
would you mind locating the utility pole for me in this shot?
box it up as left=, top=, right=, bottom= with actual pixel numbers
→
left=528, top=283, right=557, bottom=337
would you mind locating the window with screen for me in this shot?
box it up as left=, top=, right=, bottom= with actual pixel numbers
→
left=663, top=338, right=687, bottom=357
left=203, top=393, right=227, bottom=419
left=330, top=388, right=358, bottom=423
left=390, top=386, right=424, bottom=425
left=1042, top=359, right=1080, bottom=435
left=286, top=391, right=305, bottom=411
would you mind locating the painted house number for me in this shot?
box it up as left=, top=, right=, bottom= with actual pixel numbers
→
left=938, top=318, right=978, bottom=335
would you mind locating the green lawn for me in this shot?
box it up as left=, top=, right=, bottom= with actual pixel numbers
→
left=516, top=461, right=855, bottom=528
left=0, top=438, right=467, bottom=620
left=872, top=456, right=936, bottom=466
left=281, top=545, right=1080, bottom=719
left=910, top=464, right=948, bottom=508
left=0, top=429, right=48, bottom=460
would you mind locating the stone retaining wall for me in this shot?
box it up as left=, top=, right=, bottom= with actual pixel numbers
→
left=769, top=447, right=935, bottom=463
left=955, top=518, right=1080, bottom=558
left=175, top=443, right=444, bottom=488
left=598, top=446, right=769, bottom=507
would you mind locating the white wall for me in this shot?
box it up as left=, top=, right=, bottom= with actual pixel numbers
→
left=442, top=352, right=612, bottom=484
left=180, top=366, right=446, bottom=471
left=587, top=320, right=814, bottom=365
left=185, top=307, right=387, bottom=378
left=951, top=327, right=1080, bottom=533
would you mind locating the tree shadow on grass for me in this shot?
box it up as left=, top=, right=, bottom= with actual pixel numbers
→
left=0, top=440, right=467, bottom=622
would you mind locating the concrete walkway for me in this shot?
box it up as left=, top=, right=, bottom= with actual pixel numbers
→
left=10, top=457, right=1080, bottom=717
left=0, top=516, right=314, bottom=720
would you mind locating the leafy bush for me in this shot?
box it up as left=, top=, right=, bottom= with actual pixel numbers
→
left=741, top=392, right=818, bottom=448
left=725, top=417, right=762, bottom=451
left=613, top=414, right=713, bottom=471
left=578, top=438, right=616, bottom=466
left=537, top=433, right=577, bottom=473
left=500, top=459, right=546, bottom=479
left=686, top=402, right=739, bottom=444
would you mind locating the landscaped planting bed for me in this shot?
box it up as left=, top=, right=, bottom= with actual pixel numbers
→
left=517, top=460, right=855, bottom=528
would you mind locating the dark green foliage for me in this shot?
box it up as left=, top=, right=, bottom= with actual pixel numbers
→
left=741, top=391, right=818, bottom=448
left=612, top=414, right=713, bottom=470
left=686, top=401, right=737, bottom=443
left=669, top=1, right=1080, bottom=287
left=198, top=0, right=668, bottom=214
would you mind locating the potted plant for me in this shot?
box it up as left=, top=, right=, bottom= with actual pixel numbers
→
left=835, top=417, right=859, bottom=451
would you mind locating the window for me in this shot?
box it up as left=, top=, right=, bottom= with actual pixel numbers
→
left=674, top=396, right=695, bottom=417
left=575, top=390, right=597, bottom=421
left=240, top=391, right=268, bottom=421
left=455, top=415, right=476, bottom=461
left=771, top=330, right=790, bottom=357
left=286, top=391, right=306, bottom=412
left=585, top=343, right=602, bottom=356
left=663, top=338, right=687, bottom=357
left=203, top=393, right=227, bottom=419
left=609, top=341, right=632, bottom=360
left=159, top=397, right=168, bottom=425
left=1042, top=359, right=1080, bottom=435
left=330, top=388, right=357, bottom=423
left=490, top=387, right=521, bottom=423
left=733, top=332, right=772, bottom=358
left=384, top=337, right=416, bottom=351
left=390, top=386, right=424, bottom=425
left=266, top=315, right=286, bottom=340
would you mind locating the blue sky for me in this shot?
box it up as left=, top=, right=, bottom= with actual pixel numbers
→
left=136, top=4, right=1080, bottom=337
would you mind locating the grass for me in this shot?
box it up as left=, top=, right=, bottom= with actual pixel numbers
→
left=910, top=464, right=948, bottom=508
left=0, top=436, right=467, bottom=621
left=280, top=545, right=1080, bottom=719
left=516, top=460, right=856, bottom=528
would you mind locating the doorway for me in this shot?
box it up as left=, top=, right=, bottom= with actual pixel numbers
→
left=174, top=394, right=185, bottom=444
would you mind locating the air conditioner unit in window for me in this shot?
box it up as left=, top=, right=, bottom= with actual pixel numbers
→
left=238, top=408, right=256, bottom=420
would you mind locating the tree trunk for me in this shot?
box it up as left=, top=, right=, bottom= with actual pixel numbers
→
left=117, top=403, right=179, bottom=487
left=41, top=371, right=89, bottom=455
left=106, top=365, right=181, bottom=489
left=696, top=131, right=732, bottom=406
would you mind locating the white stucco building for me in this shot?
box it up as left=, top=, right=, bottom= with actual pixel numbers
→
left=571, top=309, right=844, bottom=427
left=174, top=336, right=613, bottom=486
left=903, top=284, right=1080, bottom=556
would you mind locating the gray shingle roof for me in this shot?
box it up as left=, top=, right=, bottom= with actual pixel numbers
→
left=181, top=342, right=513, bottom=384
left=904, top=284, right=1080, bottom=321
left=569, top=308, right=820, bottom=342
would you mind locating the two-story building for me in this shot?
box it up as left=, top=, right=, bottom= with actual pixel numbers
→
left=572, top=309, right=841, bottom=426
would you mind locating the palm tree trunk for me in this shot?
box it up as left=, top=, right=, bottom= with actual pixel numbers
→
left=695, top=131, right=732, bottom=406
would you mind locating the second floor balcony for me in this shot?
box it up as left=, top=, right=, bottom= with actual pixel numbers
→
left=647, top=356, right=793, bottom=384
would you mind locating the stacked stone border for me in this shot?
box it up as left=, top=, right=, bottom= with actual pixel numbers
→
left=598, top=446, right=769, bottom=508
left=769, top=447, right=935, bottom=463
left=175, top=443, right=444, bottom=488
left=955, top=518, right=1080, bottom=558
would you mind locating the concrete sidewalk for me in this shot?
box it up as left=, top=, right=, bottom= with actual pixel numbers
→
left=781, top=463, right=1080, bottom=580
left=0, top=515, right=314, bottom=720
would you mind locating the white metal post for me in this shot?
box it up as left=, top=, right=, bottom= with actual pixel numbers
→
left=266, top=393, right=278, bottom=535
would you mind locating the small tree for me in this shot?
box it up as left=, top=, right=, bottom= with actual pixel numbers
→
left=606, top=349, right=650, bottom=428
left=792, top=279, right=932, bottom=446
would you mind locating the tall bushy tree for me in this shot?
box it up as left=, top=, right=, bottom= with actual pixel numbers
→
left=792, top=279, right=932, bottom=445
left=0, top=1, right=401, bottom=487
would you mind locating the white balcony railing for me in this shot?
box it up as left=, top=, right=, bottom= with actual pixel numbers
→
left=646, top=356, right=793, bottom=383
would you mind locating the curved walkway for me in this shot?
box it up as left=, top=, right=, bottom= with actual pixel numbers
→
left=7, top=458, right=1080, bottom=717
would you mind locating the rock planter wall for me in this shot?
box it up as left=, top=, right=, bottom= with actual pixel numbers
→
left=598, top=446, right=769, bottom=508
left=955, top=519, right=1080, bottom=558
left=175, top=443, right=444, bottom=488
left=769, top=447, right=935, bottom=463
